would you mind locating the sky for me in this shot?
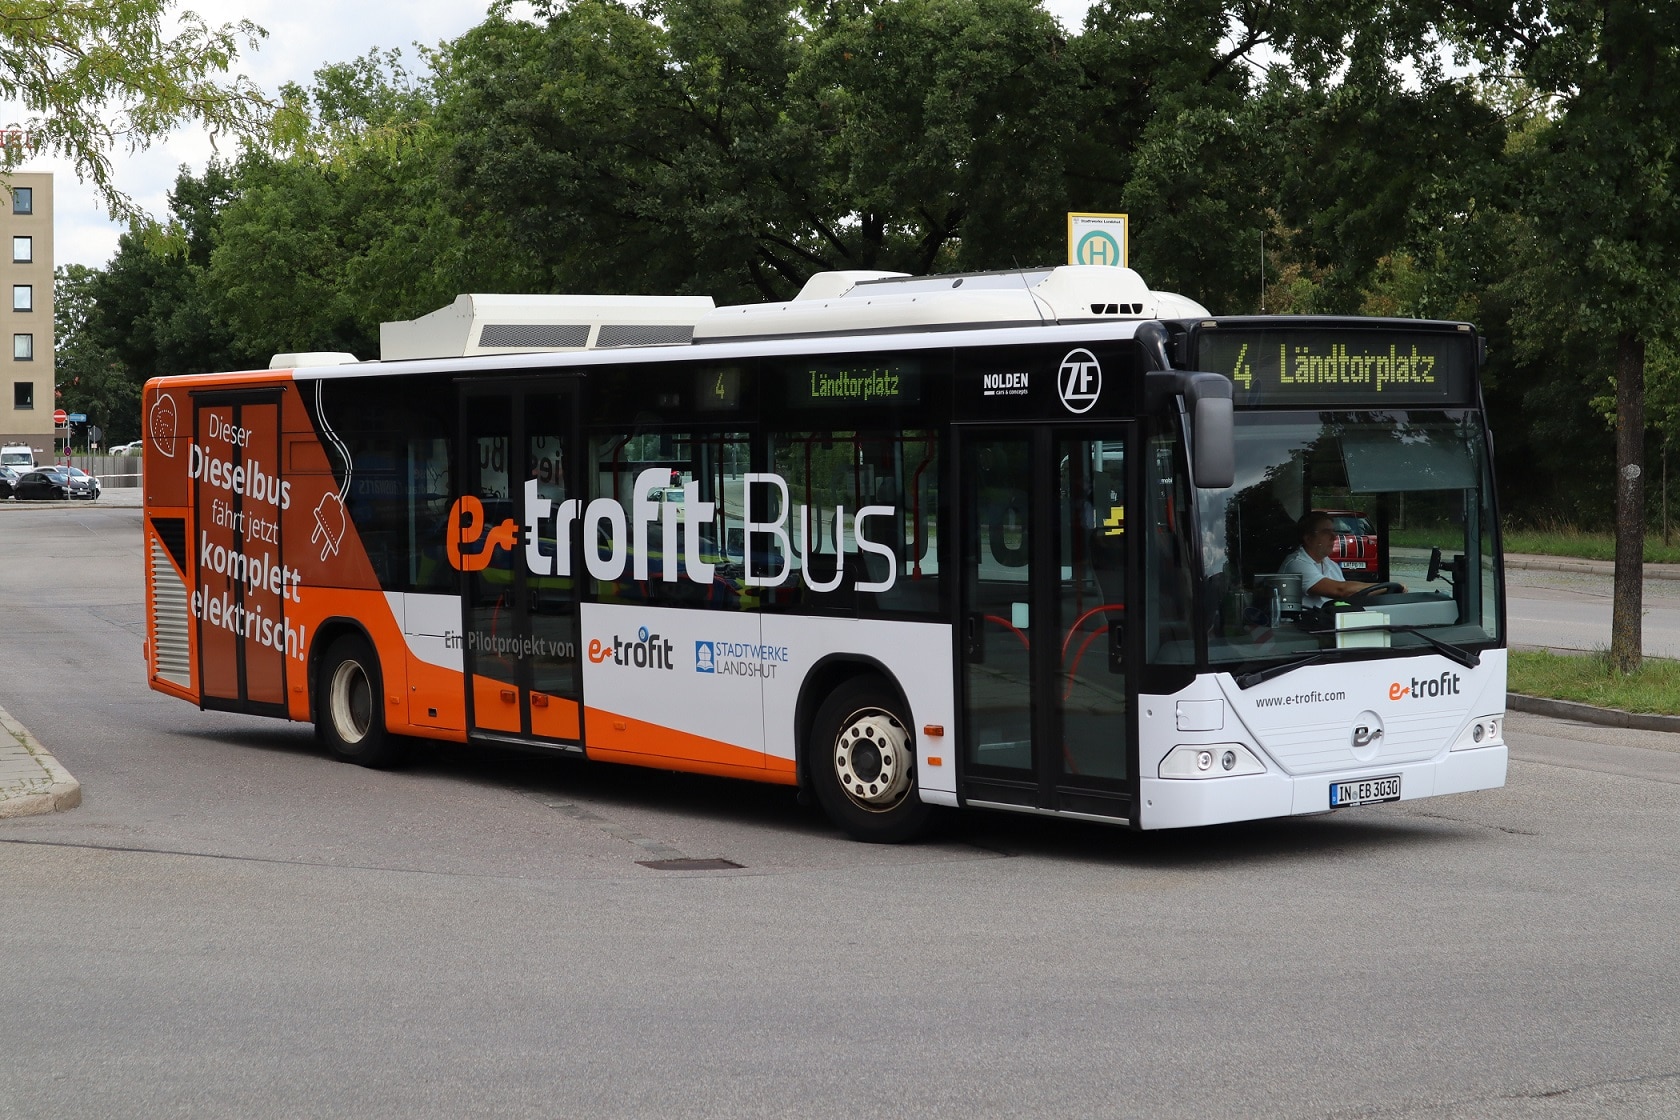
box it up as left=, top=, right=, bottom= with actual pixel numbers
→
left=14, top=0, right=1097, bottom=271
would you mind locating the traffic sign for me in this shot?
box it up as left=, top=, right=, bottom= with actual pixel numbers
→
left=1067, top=212, right=1129, bottom=268
left=67, top=412, right=86, bottom=423
left=52, top=408, right=66, bottom=425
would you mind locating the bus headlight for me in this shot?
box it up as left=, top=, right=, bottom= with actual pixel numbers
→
left=1159, top=744, right=1267, bottom=779
left=1452, top=715, right=1504, bottom=751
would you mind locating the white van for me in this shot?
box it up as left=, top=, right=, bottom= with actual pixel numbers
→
left=0, top=444, right=35, bottom=472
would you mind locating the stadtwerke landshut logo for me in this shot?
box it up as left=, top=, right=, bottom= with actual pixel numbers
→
left=694, top=639, right=791, bottom=679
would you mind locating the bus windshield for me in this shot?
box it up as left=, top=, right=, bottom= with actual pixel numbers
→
left=1196, top=409, right=1501, bottom=668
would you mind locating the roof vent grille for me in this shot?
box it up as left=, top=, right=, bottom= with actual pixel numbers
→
left=479, top=324, right=590, bottom=348
left=597, top=324, right=694, bottom=348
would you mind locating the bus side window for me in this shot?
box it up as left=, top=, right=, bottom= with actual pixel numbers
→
left=769, top=430, right=941, bottom=616
left=591, top=429, right=751, bottom=610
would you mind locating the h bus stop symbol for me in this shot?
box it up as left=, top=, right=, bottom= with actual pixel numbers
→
left=1067, top=213, right=1129, bottom=268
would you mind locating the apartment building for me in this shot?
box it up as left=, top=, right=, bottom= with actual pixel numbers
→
left=0, top=171, right=52, bottom=459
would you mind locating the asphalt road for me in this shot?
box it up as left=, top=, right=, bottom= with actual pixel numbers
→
left=2, top=502, right=1679, bottom=1119
left=1506, top=564, right=1680, bottom=658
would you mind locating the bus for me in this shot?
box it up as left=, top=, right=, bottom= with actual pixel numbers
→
left=140, top=265, right=1506, bottom=841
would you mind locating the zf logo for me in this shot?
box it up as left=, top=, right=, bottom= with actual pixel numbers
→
left=1058, top=349, right=1102, bottom=414
left=1389, top=672, right=1461, bottom=701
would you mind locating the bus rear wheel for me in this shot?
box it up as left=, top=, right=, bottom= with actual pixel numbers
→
left=317, top=634, right=403, bottom=768
left=809, top=677, right=932, bottom=843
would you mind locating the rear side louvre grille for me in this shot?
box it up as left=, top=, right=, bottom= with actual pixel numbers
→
left=150, top=540, right=192, bottom=687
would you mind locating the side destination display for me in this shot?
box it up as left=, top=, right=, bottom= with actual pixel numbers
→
left=1193, top=325, right=1475, bottom=407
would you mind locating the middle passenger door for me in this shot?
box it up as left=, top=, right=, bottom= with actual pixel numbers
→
left=958, top=428, right=1137, bottom=820
left=459, top=381, right=584, bottom=748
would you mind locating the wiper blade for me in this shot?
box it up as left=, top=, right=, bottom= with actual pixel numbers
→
left=1296, top=624, right=1481, bottom=669
left=1235, top=651, right=1334, bottom=690
left=1388, top=625, right=1480, bottom=668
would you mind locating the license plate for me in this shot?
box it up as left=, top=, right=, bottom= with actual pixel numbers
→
left=1330, top=775, right=1401, bottom=807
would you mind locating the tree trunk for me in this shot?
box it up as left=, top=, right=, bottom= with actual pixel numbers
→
left=1610, top=331, right=1646, bottom=674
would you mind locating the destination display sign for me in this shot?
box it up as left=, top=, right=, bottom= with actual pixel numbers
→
left=1193, top=326, right=1475, bottom=406
left=784, top=358, right=923, bottom=409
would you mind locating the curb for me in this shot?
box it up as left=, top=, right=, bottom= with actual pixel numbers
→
left=0, top=704, right=82, bottom=819
left=1508, top=692, right=1680, bottom=734
left=1505, top=554, right=1680, bottom=582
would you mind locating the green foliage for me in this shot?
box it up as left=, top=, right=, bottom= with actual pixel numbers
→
left=441, top=0, right=1078, bottom=301
left=54, top=264, right=136, bottom=443
left=0, top=0, right=270, bottom=220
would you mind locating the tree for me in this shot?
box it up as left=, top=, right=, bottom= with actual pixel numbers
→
left=440, top=0, right=1078, bottom=302
left=207, top=49, right=546, bottom=359
left=0, top=0, right=269, bottom=219
left=86, top=163, right=251, bottom=380
left=1449, top=1, right=1680, bottom=673
left=54, top=263, right=134, bottom=444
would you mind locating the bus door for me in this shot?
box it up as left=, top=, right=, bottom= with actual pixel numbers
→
left=192, top=390, right=289, bottom=717
left=958, top=427, right=1137, bottom=820
left=459, top=382, right=584, bottom=748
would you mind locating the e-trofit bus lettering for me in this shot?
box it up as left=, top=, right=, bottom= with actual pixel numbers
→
left=449, top=468, right=897, bottom=594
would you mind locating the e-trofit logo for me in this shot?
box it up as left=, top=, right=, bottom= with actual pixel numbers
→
left=1058, top=349, right=1102, bottom=413
left=587, top=626, right=674, bottom=670
left=1389, top=672, right=1462, bottom=701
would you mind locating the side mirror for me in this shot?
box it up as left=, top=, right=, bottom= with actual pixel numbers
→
left=1426, top=546, right=1442, bottom=584
left=1185, top=373, right=1234, bottom=489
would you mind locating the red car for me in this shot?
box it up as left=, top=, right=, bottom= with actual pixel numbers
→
left=1325, top=510, right=1377, bottom=573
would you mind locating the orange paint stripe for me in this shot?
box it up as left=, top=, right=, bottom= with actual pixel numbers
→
left=584, top=706, right=796, bottom=780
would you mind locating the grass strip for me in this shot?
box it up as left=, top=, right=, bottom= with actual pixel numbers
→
left=1502, top=529, right=1680, bottom=564
left=1509, top=649, right=1680, bottom=715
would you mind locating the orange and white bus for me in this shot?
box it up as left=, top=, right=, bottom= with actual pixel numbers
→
left=142, top=267, right=1507, bottom=841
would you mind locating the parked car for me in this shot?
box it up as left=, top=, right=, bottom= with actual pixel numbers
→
left=1324, top=509, right=1378, bottom=573
left=12, top=468, right=72, bottom=500
left=62, top=466, right=101, bottom=500
left=111, top=440, right=144, bottom=455
left=0, top=465, right=18, bottom=499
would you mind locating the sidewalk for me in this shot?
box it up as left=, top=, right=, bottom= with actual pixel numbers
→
left=1506, top=551, right=1680, bottom=581
left=0, top=704, right=80, bottom=819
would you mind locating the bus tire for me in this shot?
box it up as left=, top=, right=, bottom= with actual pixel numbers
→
left=809, top=676, right=931, bottom=843
left=317, top=634, right=404, bottom=768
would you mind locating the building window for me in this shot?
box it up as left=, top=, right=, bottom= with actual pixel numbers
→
left=13, top=333, right=31, bottom=360
left=12, top=285, right=29, bottom=312
left=13, top=381, right=31, bottom=409
left=11, top=236, right=29, bottom=263
left=12, top=187, right=31, bottom=215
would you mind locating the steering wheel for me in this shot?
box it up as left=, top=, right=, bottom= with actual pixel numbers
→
left=1345, top=582, right=1405, bottom=608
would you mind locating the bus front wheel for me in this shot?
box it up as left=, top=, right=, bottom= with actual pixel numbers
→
left=809, top=677, right=932, bottom=843
left=317, top=634, right=403, bottom=768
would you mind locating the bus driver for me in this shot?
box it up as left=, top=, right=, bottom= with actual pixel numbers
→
left=1282, top=510, right=1402, bottom=608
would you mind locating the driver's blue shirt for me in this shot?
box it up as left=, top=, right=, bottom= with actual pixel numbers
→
left=1280, top=546, right=1345, bottom=608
